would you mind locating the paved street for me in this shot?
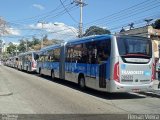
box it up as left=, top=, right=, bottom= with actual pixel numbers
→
left=0, top=65, right=160, bottom=115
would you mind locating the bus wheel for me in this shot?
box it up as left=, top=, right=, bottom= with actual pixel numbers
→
left=51, top=71, right=55, bottom=81
left=79, top=77, right=86, bottom=89
left=39, top=68, right=43, bottom=76
left=158, top=82, right=160, bottom=89
left=26, top=66, right=29, bottom=72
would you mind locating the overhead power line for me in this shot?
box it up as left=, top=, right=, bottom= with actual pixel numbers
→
left=59, top=0, right=78, bottom=23
left=39, top=3, right=78, bottom=21
left=10, top=0, right=75, bottom=24
left=83, top=0, right=160, bottom=29
left=82, top=0, right=160, bottom=32
left=84, top=0, right=153, bottom=26
left=109, top=14, right=160, bottom=32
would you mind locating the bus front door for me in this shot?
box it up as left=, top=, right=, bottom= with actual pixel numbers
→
left=99, top=62, right=106, bottom=88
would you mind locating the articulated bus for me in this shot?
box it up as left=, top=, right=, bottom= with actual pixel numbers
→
left=5, top=56, right=18, bottom=68
left=17, top=51, right=38, bottom=72
left=7, top=57, right=15, bottom=67
left=37, top=34, right=154, bottom=92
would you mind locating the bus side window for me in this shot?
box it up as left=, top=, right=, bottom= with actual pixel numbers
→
left=85, top=41, right=96, bottom=64
left=97, top=39, right=111, bottom=64
left=65, top=47, right=70, bottom=62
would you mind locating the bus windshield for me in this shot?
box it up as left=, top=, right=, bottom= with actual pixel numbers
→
left=117, top=37, right=152, bottom=58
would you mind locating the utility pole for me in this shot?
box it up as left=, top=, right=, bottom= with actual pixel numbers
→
left=72, top=0, right=87, bottom=38
left=25, top=38, right=28, bottom=52
left=38, top=21, right=47, bottom=49
left=15, top=45, right=18, bottom=56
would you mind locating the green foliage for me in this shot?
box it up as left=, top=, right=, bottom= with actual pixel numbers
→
left=16, top=36, right=64, bottom=52
left=17, top=37, right=41, bottom=52
left=18, top=39, right=27, bottom=52
left=83, top=26, right=111, bottom=37
left=7, top=43, right=16, bottom=54
left=32, top=36, right=40, bottom=45
left=8, top=35, right=63, bottom=54
left=2, top=52, right=9, bottom=60
left=153, top=19, right=160, bottom=29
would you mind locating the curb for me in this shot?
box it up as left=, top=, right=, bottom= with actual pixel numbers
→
left=0, top=91, right=13, bottom=96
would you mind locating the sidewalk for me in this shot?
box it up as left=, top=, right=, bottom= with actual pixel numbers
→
left=153, top=80, right=160, bottom=90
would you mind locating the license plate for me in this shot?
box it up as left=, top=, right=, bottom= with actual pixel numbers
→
left=132, top=88, right=140, bottom=92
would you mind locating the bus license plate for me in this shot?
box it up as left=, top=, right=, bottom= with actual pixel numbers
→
left=132, top=89, right=140, bottom=92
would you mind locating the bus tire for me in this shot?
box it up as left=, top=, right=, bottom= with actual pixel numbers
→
left=21, top=65, right=22, bottom=71
left=39, top=68, right=43, bottom=76
left=158, top=82, right=160, bottom=89
left=79, top=76, right=86, bottom=89
left=26, top=66, right=29, bottom=72
left=51, top=70, right=55, bottom=81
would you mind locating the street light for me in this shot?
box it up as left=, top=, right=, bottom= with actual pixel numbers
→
left=53, top=23, right=78, bottom=37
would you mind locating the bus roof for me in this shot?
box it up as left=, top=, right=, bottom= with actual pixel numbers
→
left=40, top=44, right=61, bottom=52
left=65, top=34, right=113, bottom=45
left=18, top=51, right=37, bottom=56
left=116, top=34, right=150, bottom=40
left=35, top=34, right=150, bottom=53
left=66, top=34, right=150, bottom=45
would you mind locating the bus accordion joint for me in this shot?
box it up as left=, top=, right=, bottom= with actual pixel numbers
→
left=113, top=62, right=120, bottom=82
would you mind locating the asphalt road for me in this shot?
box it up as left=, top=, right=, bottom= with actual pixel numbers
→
left=0, top=65, right=160, bottom=115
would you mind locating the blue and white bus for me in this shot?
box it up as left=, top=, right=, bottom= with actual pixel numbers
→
left=37, top=44, right=62, bottom=77
left=37, top=34, right=154, bottom=92
left=17, top=51, right=38, bottom=72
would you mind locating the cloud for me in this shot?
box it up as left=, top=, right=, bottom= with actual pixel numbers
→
left=6, top=28, right=20, bottom=36
left=11, top=42, right=20, bottom=45
left=32, top=4, right=45, bottom=10
left=0, top=27, right=20, bottom=36
left=29, top=22, right=78, bottom=40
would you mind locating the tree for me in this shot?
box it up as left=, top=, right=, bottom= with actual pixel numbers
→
left=0, top=17, right=9, bottom=36
left=0, top=40, right=3, bottom=48
left=15, top=36, right=64, bottom=52
left=83, top=26, right=111, bottom=37
left=18, top=39, right=27, bottom=52
left=153, top=19, right=160, bottom=29
left=2, top=52, right=9, bottom=60
left=32, top=36, right=40, bottom=45
left=43, top=35, right=64, bottom=48
left=30, top=36, right=41, bottom=50
left=6, top=42, right=16, bottom=54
